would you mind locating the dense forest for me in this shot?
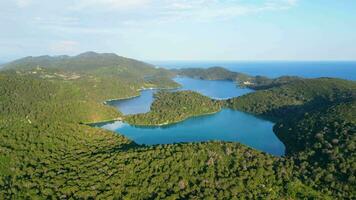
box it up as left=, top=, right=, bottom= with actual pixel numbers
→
left=124, top=91, right=222, bottom=126
left=0, top=54, right=355, bottom=199
left=225, top=78, right=356, bottom=198
left=0, top=72, right=326, bottom=199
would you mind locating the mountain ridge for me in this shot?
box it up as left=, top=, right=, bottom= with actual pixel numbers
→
left=1, top=51, right=155, bottom=72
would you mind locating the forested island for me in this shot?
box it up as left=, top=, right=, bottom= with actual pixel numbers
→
left=0, top=52, right=355, bottom=199
left=124, top=91, right=222, bottom=126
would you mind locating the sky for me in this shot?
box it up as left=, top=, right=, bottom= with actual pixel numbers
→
left=0, top=0, right=356, bottom=61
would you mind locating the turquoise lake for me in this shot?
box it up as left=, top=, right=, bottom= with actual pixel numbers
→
left=101, top=77, right=285, bottom=156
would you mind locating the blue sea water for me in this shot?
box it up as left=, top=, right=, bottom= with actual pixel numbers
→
left=152, top=61, right=356, bottom=80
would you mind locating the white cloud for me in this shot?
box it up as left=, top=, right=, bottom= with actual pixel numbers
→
left=72, top=0, right=150, bottom=10
left=161, top=0, right=299, bottom=21
left=49, top=40, right=80, bottom=54
left=70, top=0, right=298, bottom=18
left=15, top=0, right=32, bottom=7
left=21, top=0, right=299, bottom=38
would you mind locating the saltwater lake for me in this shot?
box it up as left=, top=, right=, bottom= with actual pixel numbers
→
left=107, top=77, right=253, bottom=115
left=100, top=109, right=283, bottom=156
left=101, top=77, right=285, bottom=156
left=100, top=62, right=355, bottom=156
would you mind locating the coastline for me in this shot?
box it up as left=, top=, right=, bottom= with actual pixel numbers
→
left=91, top=84, right=182, bottom=126
left=104, top=84, right=181, bottom=105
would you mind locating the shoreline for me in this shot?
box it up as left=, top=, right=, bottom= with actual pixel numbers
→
left=104, top=85, right=181, bottom=105
left=91, top=84, right=182, bottom=125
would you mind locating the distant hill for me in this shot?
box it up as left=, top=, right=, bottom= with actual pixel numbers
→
left=172, top=66, right=245, bottom=81
left=1, top=52, right=180, bottom=102
left=174, top=67, right=303, bottom=89
left=1, top=51, right=156, bottom=73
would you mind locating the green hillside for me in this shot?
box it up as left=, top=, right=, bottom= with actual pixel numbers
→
left=225, top=78, right=356, bottom=198
left=226, top=78, right=355, bottom=119
left=1, top=52, right=180, bottom=102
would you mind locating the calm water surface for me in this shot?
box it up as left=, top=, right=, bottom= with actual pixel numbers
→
left=107, top=77, right=252, bottom=115
left=98, top=109, right=284, bottom=156
left=101, top=77, right=284, bottom=156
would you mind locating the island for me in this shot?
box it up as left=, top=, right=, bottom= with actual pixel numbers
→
left=124, top=90, right=222, bottom=126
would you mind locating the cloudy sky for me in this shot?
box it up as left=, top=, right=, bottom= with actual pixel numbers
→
left=0, top=0, right=355, bottom=61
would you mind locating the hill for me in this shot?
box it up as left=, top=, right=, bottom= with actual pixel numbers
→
left=225, top=78, right=355, bottom=119
left=1, top=52, right=180, bottom=102
left=2, top=51, right=154, bottom=72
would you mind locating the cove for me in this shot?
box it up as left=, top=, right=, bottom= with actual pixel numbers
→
left=96, top=109, right=285, bottom=156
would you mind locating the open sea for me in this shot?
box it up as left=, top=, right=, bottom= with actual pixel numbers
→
left=152, top=61, right=356, bottom=80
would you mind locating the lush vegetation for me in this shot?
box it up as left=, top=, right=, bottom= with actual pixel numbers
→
left=2, top=52, right=180, bottom=102
left=1, top=54, right=355, bottom=199
left=248, top=76, right=302, bottom=90
left=173, top=67, right=247, bottom=81
left=225, top=78, right=355, bottom=119
left=125, top=91, right=222, bottom=126
left=0, top=71, right=120, bottom=123
left=225, top=78, right=356, bottom=198
left=0, top=72, right=326, bottom=199
left=1, top=118, right=326, bottom=199
left=274, top=101, right=355, bottom=198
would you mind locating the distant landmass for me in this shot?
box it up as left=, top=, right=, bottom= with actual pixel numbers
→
left=2, top=51, right=155, bottom=71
